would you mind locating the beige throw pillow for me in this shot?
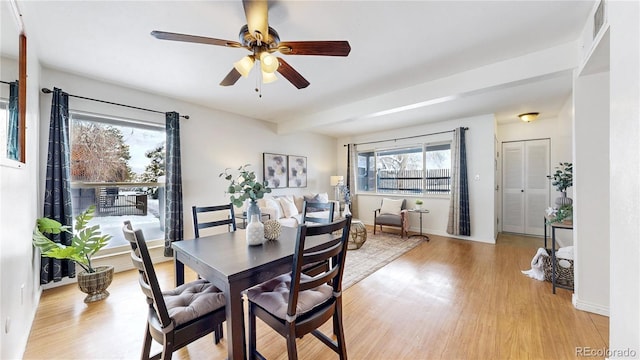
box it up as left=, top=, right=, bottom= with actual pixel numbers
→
left=279, top=197, right=299, bottom=218
left=380, top=198, right=403, bottom=215
left=265, top=198, right=284, bottom=219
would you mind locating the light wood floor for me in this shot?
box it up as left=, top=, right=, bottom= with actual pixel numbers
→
left=24, top=232, right=609, bottom=360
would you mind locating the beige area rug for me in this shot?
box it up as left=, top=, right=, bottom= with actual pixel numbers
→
left=342, top=231, right=424, bottom=289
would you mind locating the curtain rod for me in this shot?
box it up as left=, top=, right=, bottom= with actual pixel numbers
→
left=0, top=80, right=16, bottom=85
left=344, top=127, right=469, bottom=147
left=41, top=88, right=189, bottom=119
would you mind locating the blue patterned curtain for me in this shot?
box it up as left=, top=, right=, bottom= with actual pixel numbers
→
left=41, top=88, right=75, bottom=283
left=447, top=127, right=470, bottom=236
left=6, top=81, right=19, bottom=160
left=164, top=112, right=183, bottom=256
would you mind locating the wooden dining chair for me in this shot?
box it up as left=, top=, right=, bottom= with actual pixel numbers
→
left=122, top=221, right=226, bottom=360
left=247, top=216, right=352, bottom=360
left=192, top=203, right=236, bottom=237
left=301, top=200, right=335, bottom=224
left=299, top=201, right=337, bottom=276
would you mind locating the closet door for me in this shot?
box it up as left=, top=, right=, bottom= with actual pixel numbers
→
left=502, top=139, right=550, bottom=235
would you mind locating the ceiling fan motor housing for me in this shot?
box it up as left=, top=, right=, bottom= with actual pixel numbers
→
left=239, top=24, right=280, bottom=51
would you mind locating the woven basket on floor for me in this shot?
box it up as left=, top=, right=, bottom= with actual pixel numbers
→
left=542, top=250, right=574, bottom=288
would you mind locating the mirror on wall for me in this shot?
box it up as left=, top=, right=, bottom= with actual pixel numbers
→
left=1, top=0, right=26, bottom=166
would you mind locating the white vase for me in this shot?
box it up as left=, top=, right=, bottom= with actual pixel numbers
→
left=246, top=214, right=264, bottom=246
left=343, top=203, right=351, bottom=217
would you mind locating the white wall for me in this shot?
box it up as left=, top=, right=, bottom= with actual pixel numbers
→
left=337, top=114, right=496, bottom=243
left=0, top=36, right=42, bottom=360
left=574, top=69, right=610, bottom=316
left=608, top=0, right=640, bottom=354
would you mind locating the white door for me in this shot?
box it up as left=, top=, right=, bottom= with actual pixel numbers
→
left=502, top=139, right=550, bottom=235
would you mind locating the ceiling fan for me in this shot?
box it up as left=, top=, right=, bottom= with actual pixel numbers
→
left=150, top=0, right=351, bottom=89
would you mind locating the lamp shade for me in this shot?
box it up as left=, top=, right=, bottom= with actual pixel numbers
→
left=233, top=55, right=255, bottom=78
left=261, top=70, right=277, bottom=84
left=518, top=112, right=539, bottom=122
left=260, top=52, right=279, bottom=73
left=330, top=176, right=344, bottom=186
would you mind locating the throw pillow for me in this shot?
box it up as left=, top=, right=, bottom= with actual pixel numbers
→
left=265, top=198, right=284, bottom=219
left=380, top=198, right=403, bottom=215
left=303, top=194, right=326, bottom=213
left=278, top=197, right=299, bottom=218
left=316, top=192, right=329, bottom=203
left=293, top=195, right=305, bottom=213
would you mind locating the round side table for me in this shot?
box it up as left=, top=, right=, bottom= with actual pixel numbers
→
left=348, top=219, right=367, bottom=250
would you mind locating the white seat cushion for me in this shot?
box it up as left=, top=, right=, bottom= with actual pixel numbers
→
left=163, top=279, right=225, bottom=326
left=247, top=274, right=333, bottom=321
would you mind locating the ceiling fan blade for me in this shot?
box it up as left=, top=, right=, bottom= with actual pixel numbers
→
left=243, top=0, right=269, bottom=41
left=220, top=68, right=242, bottom=87
left=276, top=57, right=310, bottom=89
left=151, top=30, right=242, bottom=48
left=278, top=41, right=351, bottom=56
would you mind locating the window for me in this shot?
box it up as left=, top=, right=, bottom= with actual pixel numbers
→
left=69, top=112, right=165, bottom=249
left=357, top=142, right=451, bottom=195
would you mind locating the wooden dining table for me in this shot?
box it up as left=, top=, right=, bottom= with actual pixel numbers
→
left=172, top=226, right=334, bottom=360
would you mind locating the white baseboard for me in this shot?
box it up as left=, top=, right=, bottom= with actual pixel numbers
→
left=572, top=293, right=610, bottom=316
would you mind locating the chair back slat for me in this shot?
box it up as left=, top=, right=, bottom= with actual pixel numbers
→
left=122, top=222, right=173, bottom=328
left=192, top=204, right=236, bottom=238
left=287, top=216, right=351, bottom=318
left=301, top=201, right=336, bottom=224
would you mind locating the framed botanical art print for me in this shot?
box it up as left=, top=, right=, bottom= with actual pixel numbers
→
left=263, top=153, right=288, bottom=188
left=288, top=155, right=307, bottom=188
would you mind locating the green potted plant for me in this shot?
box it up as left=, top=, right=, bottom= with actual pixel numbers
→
left=415, top=199, right=424, bottom=210
left=547, top=162, right=573, bottom=207
left=32, top=205, right=113, bottom=303
left=219, top=164, right=272, bottom=220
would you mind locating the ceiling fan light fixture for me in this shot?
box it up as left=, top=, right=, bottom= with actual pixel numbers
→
left=233, top=55, right=255, bottom=78
left=260, top=52, right=279, bottom=73
left=518, top=112, right=540, bottom=122
left=262, top=70, right=278, bottom=84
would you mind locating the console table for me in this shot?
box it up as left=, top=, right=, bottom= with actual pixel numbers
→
left=543, top=215, right=574, bottom=294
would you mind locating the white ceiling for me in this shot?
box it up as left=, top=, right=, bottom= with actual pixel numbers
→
left=12, top=1, right=595, bottom=137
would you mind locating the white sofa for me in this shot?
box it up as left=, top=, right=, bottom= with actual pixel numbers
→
left=251, top=192, right=338, bottom=227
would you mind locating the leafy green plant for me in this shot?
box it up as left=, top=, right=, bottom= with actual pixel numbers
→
left=219, top=164, right=272, bottom=207
left=547, top=162, right=573, bottom=192
left=415, top=199, right=424, bottom=205
left=32, top=205, right=111, bottom=273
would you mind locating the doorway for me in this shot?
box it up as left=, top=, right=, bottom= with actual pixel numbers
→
left=501, top=139, right=550, bottom=236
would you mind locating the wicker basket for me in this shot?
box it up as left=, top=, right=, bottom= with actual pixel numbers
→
left=542, top=250, right=574, bottom=288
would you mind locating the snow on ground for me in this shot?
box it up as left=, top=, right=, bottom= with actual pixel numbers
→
left=88, top=199, right=164, bottom=248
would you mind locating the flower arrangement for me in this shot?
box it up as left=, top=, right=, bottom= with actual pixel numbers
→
left=340, top=185, right=351, bottom=204
left=547, top=162, right=573, bottom=192
left=219, top=164, right=272, bottom=207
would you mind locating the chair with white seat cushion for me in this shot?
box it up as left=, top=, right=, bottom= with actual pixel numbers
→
left=247, top=216, right=352, bottom=360
left=122, top=221, right=226, bottom=360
